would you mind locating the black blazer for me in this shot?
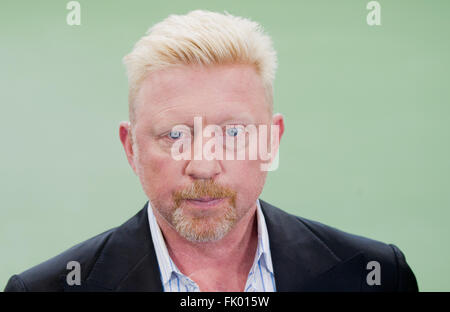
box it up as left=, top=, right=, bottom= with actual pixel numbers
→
left=4, top=200, right=418, bottom=292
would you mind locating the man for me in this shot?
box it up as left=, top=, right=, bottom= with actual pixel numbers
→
left=4, top=10, right=417, bottom=292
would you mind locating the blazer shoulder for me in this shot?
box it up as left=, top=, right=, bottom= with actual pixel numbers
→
left=260, top=200, right=418, bottom=291
left=261, top=200, right=397, bottom=260
left=297, top=216, right=419, bottom=291
left=297, top=216, right=395, bottom=260
left=4, top=228, right=116, bottom=292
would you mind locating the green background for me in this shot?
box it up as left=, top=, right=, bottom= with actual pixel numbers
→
left=1, top=0, right=449, bottom=291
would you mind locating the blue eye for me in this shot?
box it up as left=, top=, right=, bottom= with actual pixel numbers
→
left=226, top=127, right=242, bottom=137
left=168, top=131, right=183, bottom=140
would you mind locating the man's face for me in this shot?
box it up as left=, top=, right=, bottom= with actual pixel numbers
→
left=120, top=64, right=283, bottom=242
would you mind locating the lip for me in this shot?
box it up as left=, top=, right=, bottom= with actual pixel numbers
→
left=184, top=198, right=225, bottom=208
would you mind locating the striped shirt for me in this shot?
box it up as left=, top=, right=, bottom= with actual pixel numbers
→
left=147, top=199, right=276, bottom=292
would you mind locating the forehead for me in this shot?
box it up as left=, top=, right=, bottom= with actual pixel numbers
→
left=135, top=64, right=269, bottom=129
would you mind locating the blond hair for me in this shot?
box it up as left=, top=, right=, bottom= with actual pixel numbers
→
left=123, top=10, right=277, bottom=122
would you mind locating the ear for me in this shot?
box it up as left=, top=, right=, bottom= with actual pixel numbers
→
left=270, top=113, right=285, bottom=157
left=260, top=113, right=285, bottom=172
left=119, top=121, right=138, bottom=174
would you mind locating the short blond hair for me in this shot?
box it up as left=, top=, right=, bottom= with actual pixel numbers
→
left=123, top=10, right=277, bottom=122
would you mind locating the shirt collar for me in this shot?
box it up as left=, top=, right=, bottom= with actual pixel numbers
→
left=147, top=201, right=180, bottom=285
left=147, top=199, right=274, bottom=285
left=255, top=199, right=274, bottom=273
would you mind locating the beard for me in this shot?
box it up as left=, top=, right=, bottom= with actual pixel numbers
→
left=169, top=179, right=238, bottom=243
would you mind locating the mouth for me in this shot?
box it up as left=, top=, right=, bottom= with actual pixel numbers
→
left=184, top=198, right=226, bottom=208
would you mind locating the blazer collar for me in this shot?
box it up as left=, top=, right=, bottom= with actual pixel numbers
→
left=65, top=200, right=362, bottom=291
left=259, top=199, right=365, bottom=291
left=65, top=202, right=163, bottom=291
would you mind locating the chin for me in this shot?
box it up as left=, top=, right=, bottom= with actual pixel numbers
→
left=171, top=205, right=237, bottom=243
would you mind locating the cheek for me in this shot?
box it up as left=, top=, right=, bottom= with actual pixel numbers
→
left=224, top=159, right=267, bottom=208
left=135, top=144, right=184, bottom=203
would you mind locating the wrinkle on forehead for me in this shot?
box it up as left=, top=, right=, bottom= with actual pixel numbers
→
left=135, top=65, right=267, bottom=131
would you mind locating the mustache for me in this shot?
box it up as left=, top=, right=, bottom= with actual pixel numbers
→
left=173, top=180, right=237, bottom=206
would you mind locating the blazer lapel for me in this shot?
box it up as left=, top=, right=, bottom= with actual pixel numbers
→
left=64, top=202, right=163, bottom=292
left=260, top=199, right=364, bottom=291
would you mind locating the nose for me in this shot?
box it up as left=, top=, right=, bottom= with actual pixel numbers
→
left=185, top=158, right=222, bottom=180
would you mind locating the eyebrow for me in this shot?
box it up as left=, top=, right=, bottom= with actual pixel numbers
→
left=151, top=121, right=194, bottom=135
left=215, top=111, right=257, bottom=125
left=218, top=118, right=254, bottom=126
left=150, top=110, right=257, bottom=134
